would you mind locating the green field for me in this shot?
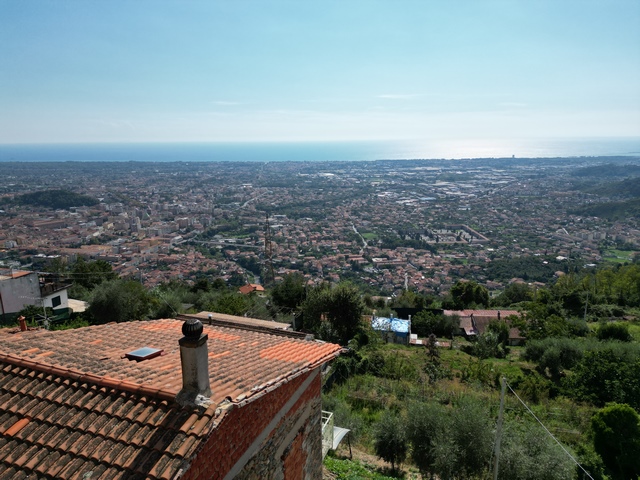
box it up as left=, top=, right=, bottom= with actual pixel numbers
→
left=603, top=248, right=637, bottom=263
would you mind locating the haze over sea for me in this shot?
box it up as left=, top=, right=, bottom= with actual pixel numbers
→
left=1, top=137, right=639, bottom=163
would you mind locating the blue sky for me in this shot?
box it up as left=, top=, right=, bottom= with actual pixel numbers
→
left=1, top=0, right=639, bottom=144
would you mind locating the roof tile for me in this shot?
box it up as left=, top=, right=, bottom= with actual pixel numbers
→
left=0, top=317, right=341, bottom=478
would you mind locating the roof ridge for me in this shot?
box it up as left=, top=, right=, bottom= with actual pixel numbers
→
left=177, top=314, right=310, bottom=339
left=0, top=352, right=176, bottom=403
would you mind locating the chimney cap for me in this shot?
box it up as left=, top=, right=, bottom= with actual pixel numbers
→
left=182, top=317, right=203, bottom=339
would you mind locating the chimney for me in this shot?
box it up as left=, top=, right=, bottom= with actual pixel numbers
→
left=176, top=317, right=212, bottom=407
left=497, top=310, right=501, bottom=321
left=18, top=315, right=27, bottom=332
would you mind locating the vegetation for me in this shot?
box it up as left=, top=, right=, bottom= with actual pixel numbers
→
left=12, top=189, right=99, bottom=209
left=373, top=412, right=407, bottom=474
left=301, top=282, right=365, bottom=345
left=19, top=254, right=640, bottom=479
left=591, top=403, right=640, bottom=479
left=323, top=456, right=397, bottom=480
left=572, top=197, right=640, bottom=220
left=88, top=279, right=154, bottom=324
left=483, top=256, right=578, bottom=284
left=446, top=280, right=489, bottom=309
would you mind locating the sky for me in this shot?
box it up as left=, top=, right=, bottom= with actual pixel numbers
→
left=1, top=0, right=639, bottom=144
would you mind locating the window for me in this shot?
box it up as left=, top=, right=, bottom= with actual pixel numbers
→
left=52, top=296, right=61, bottom=308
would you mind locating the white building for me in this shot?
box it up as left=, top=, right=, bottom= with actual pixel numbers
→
left=0, top=270, right=70, bottom=320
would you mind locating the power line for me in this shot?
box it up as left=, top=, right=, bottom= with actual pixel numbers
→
left=504, top=380, right=594, bottom=480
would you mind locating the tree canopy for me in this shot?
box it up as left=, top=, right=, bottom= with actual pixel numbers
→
left=13, top=189, right=99, bottom=210
left=591, top=403, right=640, bottom=480
left=448, top=280, right=489, bottom=309
left=301, top=282, right=364, bottom=345
left=88, top=279, right=153, bottom=324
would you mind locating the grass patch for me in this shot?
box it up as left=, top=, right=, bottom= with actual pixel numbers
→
left=628, top=322, right=640, bottom=342
left=324, top=456, right=399, bottom=480
left=603, top=248, right=636, bottom=263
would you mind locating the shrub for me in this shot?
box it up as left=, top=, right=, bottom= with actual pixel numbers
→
left=373, top=411, right=407, bottom=473
left=596, top=322, right=632, bottom=342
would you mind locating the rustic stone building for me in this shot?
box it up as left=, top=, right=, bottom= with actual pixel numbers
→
left=0, top=314, right=342, bottom=479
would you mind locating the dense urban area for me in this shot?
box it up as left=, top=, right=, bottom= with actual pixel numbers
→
left=1, top=157, right=638, bottom=292
left=1, top=155, right=640, bottom=480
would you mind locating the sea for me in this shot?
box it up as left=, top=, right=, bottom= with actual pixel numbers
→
left=0, top=137, right=639, bottom=163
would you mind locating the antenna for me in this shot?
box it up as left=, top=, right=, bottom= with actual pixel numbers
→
left=264, top=212, right=275, bottom=285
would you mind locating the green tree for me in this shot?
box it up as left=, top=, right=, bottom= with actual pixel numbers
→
left=88, top=279, right=153, bottom=324
left=150, top=288, right=183, bottom=319
left=487, top=320, right=510, bottom=346
left=390, top=290, right=427, bottom=309
left=591, top=403, right=640, bottom=479
left=271, top=273, right=307, bottom=312
left=190, top=278, right=212, bottom=293
left=301, top=282, right=364, bottom=344
left=472, top=331, right=505, bottom=359
left=426, top=396, right=493, bottom=480
left=71, top=257, right=117, bottom=290
left=449, top=280, right=489, bottom=309
left=565, top=349, right=640, bottom=410
left=374, top=411, right=407, bottom=474
left=447, top=396, right=493, bottom=478
left=406, top=401, right=445, bottom=477
left=208, top=293, right=247, bottom=316
left=498, top=421, right=576, bottom=480
left=492, top=282, right=533, bottom=307
left=412, top=311, right=457, bottom=338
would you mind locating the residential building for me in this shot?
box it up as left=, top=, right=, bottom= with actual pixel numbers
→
left=444, top=309, right=524, bottom=345
left=370, top=315, right=411, bottom=345
left=0, top=270, right=71, bottom=324
left=237, top=283, right=266, bottom=296
left=0, top=314, right=343, bottom=478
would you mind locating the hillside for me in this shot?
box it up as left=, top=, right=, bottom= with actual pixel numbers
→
left=572, top=163, right=640, bottom=179
left=572, top=197, right=640, bottom=220
left=585, top=176, right=640, bottom=198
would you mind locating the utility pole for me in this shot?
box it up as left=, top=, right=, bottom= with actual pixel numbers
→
left=493, top=376, right=506, bottom=480
left=264, top=212, right=275, bottom=286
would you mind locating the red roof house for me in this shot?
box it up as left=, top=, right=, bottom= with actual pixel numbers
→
left=0, top=315, right=342, bottom=479
left=238, top=284, right=265, bottom=296
left=444, top=309, right=525, bottom=345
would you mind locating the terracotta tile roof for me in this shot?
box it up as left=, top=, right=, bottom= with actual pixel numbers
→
left=238, top=284, right=265, bottom=295
left=0, top=318, right=343, bottom=479
left=0, top=359, right=206, bottom=479
left=0, top=270, right=34, bottom=281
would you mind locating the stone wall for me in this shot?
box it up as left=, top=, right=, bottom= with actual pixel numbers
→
left=181, top=369, right=323, bottom=480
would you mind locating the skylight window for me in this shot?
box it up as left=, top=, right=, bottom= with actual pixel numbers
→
left=125, top=346, right=163, bottom=362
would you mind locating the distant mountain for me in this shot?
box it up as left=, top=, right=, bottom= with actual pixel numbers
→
left=12, top=189, right=99, bottom=210
left=572, top=163, right=640, bottom=178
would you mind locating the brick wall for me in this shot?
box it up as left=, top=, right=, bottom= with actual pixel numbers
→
left=181, top=369, right=323, bottom=480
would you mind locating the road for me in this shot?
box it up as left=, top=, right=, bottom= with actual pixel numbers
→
left=352, top=224, right=367, bottom=256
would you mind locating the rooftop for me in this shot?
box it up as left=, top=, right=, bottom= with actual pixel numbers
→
left=0, top=318, right=342, bottom=479
left=0, top=270, right=34, bottom=281
left=371, top=316, right=410, bottom=334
